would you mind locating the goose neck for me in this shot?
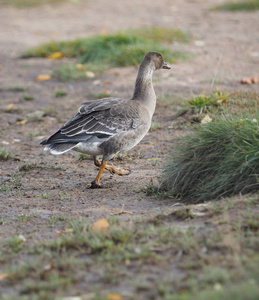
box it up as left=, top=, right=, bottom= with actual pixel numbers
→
left=131, top=64, right=155, bottom=101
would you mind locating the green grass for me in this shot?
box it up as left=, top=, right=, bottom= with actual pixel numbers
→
left=157, top=108, right=259, bottom=202
left=1, top=201, right=259, bottom=299
left=7, top=85, right=28, bottom=92
left=0, top=0, right=67, bottom=7
left=52, top=64, right=89, bottom=81
left=19, top=162, right=41, bottom=172
left=87, top=91, right=113, bottom=99
left=21, top=93, right=35, bottom=101
left=28, top=130, right=43, bottom=137
left=0, top=173, right=22, bottom=192
left=77, top=153, right=92, bottom=161
left=0, top=147, right=12, bottom=161
left=214, top=0, right=259, bottom=11
left=186, top=89, right=229, bottom=113
left=54, top=89, right=67, bottom=97
left=150, top=121, right=164, bottom=132
left=22, top=27, right=190, bottom=76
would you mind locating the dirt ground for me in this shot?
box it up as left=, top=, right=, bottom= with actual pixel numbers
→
left=0, top=0, right=259, bottom=298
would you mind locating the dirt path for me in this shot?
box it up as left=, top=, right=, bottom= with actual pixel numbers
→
left=0, top=0, right=259, bottom=228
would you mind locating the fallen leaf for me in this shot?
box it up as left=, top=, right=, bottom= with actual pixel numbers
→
left=217, top=98, right=227, bottom=104
left=42, top=263, right=54, bottom=272
left=12, top=138, right=21, bottom=142
left=76, top=64, right=86, bottom=70
left=6, top=103, right=14, bottom=110
left=201, top=115, right=212, bottom=124
left=36, top=74, right=51, bottom=81
left=86, top=71, right=95, bottom=78
left=55, top=230, right=64, bottom=235
left=1, top=141, right=10, bottom=145
left=18, top=234, right=26, bottom=242
left=48, top=51, right=64, bottom=59
left=106, top=293, right=122, bottom=300
left=194, top=40, right=205, bottom=47
left=16, top=119, right=27, bottom=125
left=0, top=273, right=9, bottom=281
left=92, top=218, right=109, bottom=232
left=241, top=75, right=259, bottom=84
left=101, top=29, right=108, bottom=35
left=214, top=283, right=222, bottom=291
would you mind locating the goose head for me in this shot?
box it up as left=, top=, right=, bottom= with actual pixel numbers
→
left=143, top=51, right=171, bottom=71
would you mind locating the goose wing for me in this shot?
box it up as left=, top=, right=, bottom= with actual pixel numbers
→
left=41, top=97, right=142, bottom=145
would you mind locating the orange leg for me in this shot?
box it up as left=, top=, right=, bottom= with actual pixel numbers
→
left=90, top=160, right=107, bottom=188
left=93, top=156, right=131, bottom=176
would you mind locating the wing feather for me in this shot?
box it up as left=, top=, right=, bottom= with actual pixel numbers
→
left=42, top=97, right=143, bottom=147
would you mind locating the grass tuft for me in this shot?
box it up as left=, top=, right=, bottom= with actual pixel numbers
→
left=52, top=64, right=88, bottom=81
left=214, top=0, right=259, bottom=11
left=54, top=89, right=67, bottom=98
left=22, top=27, right=190, bottom=75
left=7, top=85, right=28, bottom=92
left=157, top=109, right=259, bottom=202
left=0, top=147, right=12, bottom=161
left=21, top=93, right=35, bottom=101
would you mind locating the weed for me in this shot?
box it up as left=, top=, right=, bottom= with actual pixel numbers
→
left=0, top=173, right=22, bottom=192
left=7, top=85, right=28, bottom=92
left=88, top=91, right=113, bottom=99
left=17, top=214, right=30, bottom=222
left=54, top=89, right=67, bottom=97
left=172, top=207, right=195, bottom=220
left=28, top=130, right=43, bottom=137
left=48, top=214, right=66, bottom=227
left=77, top=153, right=92, bottom=161
left=7, top=234, right=25, bottom=253
left=19, top=162, right=40, bottom=172
left=214, top=0, right=259, bottom=11
left=42, top=107, right=57, bottom=117
left=150, top=121, right=163, bottom=132
left=0, top=147, right=12, bottom=161
left=186, top=89, right=229, bottom=113
left=21, top=93, right=35, bottom=101
left=59, top=192, right=69, bottom=200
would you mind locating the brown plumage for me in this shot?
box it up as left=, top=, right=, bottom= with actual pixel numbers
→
left=41, top=52, right=171, bottom=188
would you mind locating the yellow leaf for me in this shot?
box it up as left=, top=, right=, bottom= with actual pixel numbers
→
left=92, top=218, right=109, bottom=232
left=76, top=64, right=86, bottom=70
left=6, top=103, right=14, bottom=110
left=36, top=74, right=51, bottom=81
left=101, top=29, right=108, bottom=35
left=48, top=51, right=64, bottom=59
left=0, top=273, right=9, bottom=281
left=106, top=293, right=122, bottom=300
left=17, top=119, right=27, bottom=125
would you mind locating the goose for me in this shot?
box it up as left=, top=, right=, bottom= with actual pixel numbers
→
left=41, top=51, right=171, bottom=188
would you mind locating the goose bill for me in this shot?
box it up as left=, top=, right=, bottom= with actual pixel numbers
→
left=162, top=61, right=171, bottom=69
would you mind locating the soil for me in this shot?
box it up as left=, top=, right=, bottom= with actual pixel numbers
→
left=0, top=0, right=259, bottom=296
